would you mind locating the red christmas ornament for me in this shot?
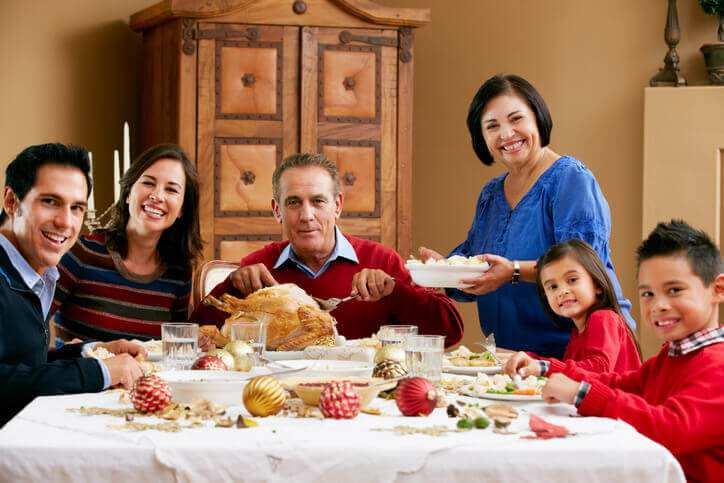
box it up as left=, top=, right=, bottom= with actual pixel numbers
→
left=318, top=381, right=361, bottom=419
left=395, top=377, right=438, bottom=416
left=130, top=375, right=172, bottom=413
left=191, top=355, right=228, bottom=371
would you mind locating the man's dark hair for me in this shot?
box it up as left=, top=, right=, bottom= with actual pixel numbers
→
left=637, top=220, right=724, bottom=285
left=467, top=73, right=553, bottom=166
left=1, top=143, right=91, bottom=225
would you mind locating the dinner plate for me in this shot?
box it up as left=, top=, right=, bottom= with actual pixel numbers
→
left=459, top=387, right=542, bottom=401
left=272, top=359, right=373, bottom=378
left=443, top=365, right=501, bottom=376
left=262, top=350, right=304, bottom=361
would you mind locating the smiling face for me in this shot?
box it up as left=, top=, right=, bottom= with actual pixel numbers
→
left=125, top=158, right=186, bottom=237
left=1, top=164, right=87, bottom=274
left=272, top=166, right=342, bottom=269
left=638, top=255, right=724, bottom=342
left=540, top=255, right=601, bottom=329
left=480, top=93, right=544, bottom=172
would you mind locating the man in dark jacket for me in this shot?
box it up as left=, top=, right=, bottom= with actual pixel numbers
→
left=0, top=143, right=145, bottom=427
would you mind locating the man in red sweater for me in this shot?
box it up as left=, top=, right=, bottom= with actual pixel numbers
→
left=542, top=220, right=724, bottom=482
left=189, top=153, right=463, bottom=347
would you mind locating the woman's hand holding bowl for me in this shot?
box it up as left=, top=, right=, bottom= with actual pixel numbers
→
left=458, top=253, right=514, bottom=295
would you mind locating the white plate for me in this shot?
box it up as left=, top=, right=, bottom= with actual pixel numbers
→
left=262, top=350, right=304, bottom=361
left=272, top=359, right=373, bottom=378
left=443, top=365, right=501, bottom=375
left=405, top=263, right=489, bottom=288
left=459, top=387, right=542, bottom=401
left=156, top=368, right=267, bottom=405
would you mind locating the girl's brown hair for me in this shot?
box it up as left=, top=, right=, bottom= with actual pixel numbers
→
left=100, top=143, right=203, bottom=271
left=536, top=238, right=641, bottom=357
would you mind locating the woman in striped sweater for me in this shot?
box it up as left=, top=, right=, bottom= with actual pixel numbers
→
left=52, top=144, right=204, bottom=342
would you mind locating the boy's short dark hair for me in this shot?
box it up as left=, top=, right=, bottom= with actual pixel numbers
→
left=637, top=220, right=724, bottom=285
left=0, top=143, right=92, bottom=225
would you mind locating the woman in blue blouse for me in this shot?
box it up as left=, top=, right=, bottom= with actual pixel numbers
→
left=422, top=74, right=633, bottom=357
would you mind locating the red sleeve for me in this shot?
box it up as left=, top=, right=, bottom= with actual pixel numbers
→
left=547, top=310, right=621, bottom=374
left=577, top=353, right=724, bottom=456
left=379, top=248, right=463, bottom=347
left=187, top=244, right=282, bottom=327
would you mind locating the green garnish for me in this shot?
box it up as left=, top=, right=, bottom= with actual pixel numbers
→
left=473, top=417, right=490, bottom=429
left=504, top=383, right=516, bottom=392
left=469, top=355, right=481, bottom=360
left=457, top=418, right=473, bottom=430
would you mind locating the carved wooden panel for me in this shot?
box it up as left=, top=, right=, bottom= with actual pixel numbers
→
left=216, top=235, right=282, bottom=261
left=217, top=143, right=277, bottom=213
left=320, top=141, right=379, bottom=216
left=318, top=45, right=380, bottom=123
left=215, top=138, right=282, bottom=217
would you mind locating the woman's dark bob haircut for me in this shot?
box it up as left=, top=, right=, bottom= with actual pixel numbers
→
left=467, top=74, right=553, bottom=166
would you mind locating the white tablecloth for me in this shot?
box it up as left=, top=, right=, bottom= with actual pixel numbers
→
left=0, top=387, right=684, bottom=482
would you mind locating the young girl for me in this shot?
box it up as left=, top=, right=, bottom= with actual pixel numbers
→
left=504, top=239, right=641, bottom=378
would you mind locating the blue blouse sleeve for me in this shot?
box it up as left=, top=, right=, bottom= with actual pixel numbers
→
left=549, top=163, right=634, bottom=326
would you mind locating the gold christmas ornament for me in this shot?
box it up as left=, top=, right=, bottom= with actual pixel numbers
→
left=243, top=376, right=286, bottom=417
left=222, top=341, right=254, bottom=371
left=374, top=346, right=406, bottom=365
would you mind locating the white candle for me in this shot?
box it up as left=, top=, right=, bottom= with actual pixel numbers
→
left=87, top=152, right=95, bottom=212
left=114, top=149, right=120, bottom=203
left=123, top=122, right=131, bottom=174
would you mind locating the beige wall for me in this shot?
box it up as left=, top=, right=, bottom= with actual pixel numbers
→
left=0, top=0, right=718, bottom=357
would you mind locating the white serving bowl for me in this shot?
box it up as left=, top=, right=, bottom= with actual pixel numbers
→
left=156, top=369, right=264, bottom=406
left=271, top=359, right=373, bottom=378
left=405, top=262, right=490, bottom=288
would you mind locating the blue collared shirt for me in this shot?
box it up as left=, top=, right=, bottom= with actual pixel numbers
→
left=273, top=226, right=358, bottom=277
left=0, top=234, right=110, bottom=388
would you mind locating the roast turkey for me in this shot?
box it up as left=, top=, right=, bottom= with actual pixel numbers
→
left=203, top=284, right=337, bottom=351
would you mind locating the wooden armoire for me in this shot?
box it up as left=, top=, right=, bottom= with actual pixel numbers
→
left=130, top=0, right=429, bottom=264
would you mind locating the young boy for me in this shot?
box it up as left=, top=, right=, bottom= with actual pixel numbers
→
left=542, top=220, right=724, bottom=482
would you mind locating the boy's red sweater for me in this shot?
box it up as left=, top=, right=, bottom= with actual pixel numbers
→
left=539, top=309, right=641, bottom=375
left=570, top=342, right=724, bottom=482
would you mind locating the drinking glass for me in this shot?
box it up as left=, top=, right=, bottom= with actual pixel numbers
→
left=405, top=334, right=445, bottom=384
left=230, top=321, right=267, bottom=365
left=161, top=323, right=199, bottom=370
left=378, top=325, right=418, bottom=348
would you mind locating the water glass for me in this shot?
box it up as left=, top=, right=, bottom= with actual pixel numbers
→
left=405, top=334, right=445, bottom=384
left=230, top=321, right=267, bottom=365
left=161, top=323, right=199, bottom=370
left=378, top=325, right=418, bottom=348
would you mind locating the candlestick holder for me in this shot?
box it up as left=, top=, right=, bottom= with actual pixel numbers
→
left=650, top=0, right=687, bottom=87
left=84, top=204, right=115, bottom=232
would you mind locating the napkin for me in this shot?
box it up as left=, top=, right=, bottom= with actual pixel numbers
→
left=521, top=414, right=571, bottom=439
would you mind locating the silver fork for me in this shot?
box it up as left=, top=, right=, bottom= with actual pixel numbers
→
left=311, top=293, right=360, bottom=312
left=474, top=333, right=504, bottom=366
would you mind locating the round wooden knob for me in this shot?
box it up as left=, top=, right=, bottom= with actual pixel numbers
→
left=292, top=1, right=307, bottom=14
left=343, top=76, right=356, bottom=90
left=342, top=172, right=356, bottom=186
left=242, top=73, right=256, bottom=86
left=241, top=171, right=256, bottom=185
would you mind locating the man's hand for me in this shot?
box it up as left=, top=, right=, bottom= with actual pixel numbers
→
left=97, top=339, right=148, bottom=360
left=351, top=269, right=395, bottom=302
left=104, top=354, right=144, bottom=389
left=503, top=351, right=540, bottom=378
left=198, top=332, right=214, bottom=352
left=418, top=246, right=444, bottom=261
left=541, top=373, right=579, bottom=405
left=230, top=264, right=278, bottom=296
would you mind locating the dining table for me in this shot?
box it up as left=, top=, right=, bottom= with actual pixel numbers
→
left=0, top=373, right=685, bottom=483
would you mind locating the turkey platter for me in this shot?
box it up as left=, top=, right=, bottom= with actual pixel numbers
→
left=204, top=284, right=337, bottom=351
